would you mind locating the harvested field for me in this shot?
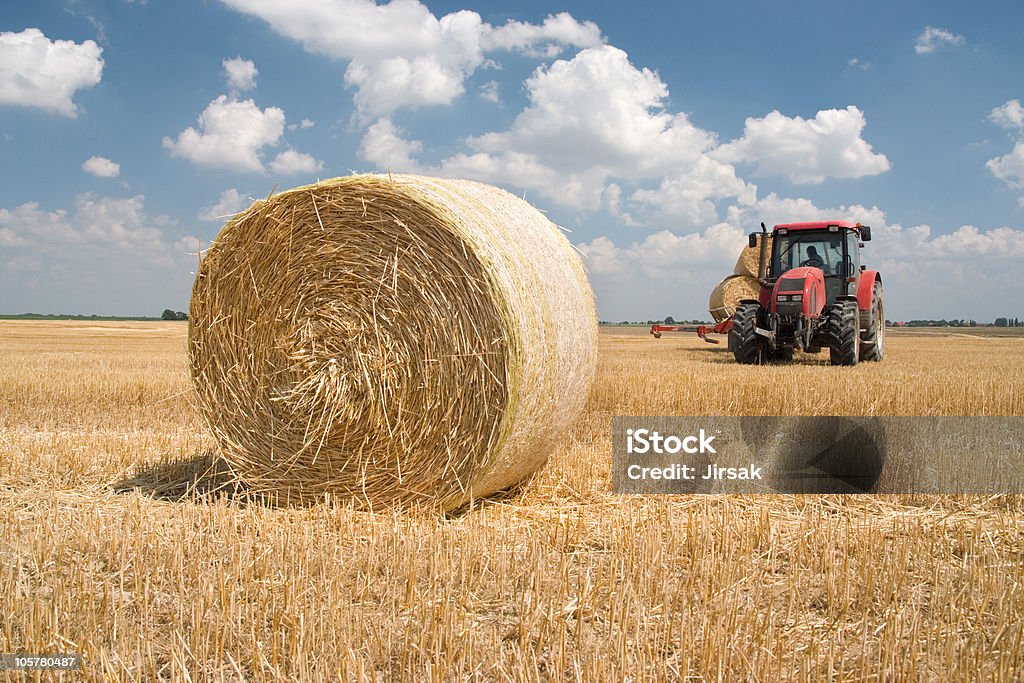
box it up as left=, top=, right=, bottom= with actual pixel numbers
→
left=1, top=320, right=1022, bottom=680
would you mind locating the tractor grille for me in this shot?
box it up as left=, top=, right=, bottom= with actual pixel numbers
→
left=777, top=302, right=803, bottom=317
left=778, top=277, right=805, bottom=293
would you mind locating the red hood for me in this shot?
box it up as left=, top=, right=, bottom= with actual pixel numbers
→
left=777, top=265, right=822, bottom=282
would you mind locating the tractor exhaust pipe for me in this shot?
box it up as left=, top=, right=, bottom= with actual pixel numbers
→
left=757, top=221, right=769, bottom=284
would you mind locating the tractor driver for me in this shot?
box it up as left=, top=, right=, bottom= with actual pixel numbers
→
left=800, top=245, right=825, bottom=269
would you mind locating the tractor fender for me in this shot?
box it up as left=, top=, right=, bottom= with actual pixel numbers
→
left=856, top=271, right=881, bottom=312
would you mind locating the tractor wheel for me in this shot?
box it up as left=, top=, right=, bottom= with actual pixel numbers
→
left=828, top=300, right=860, bottom=366
left=731, top=303, right=765, bottom=364
left=859, top=282, right=885, bottom=361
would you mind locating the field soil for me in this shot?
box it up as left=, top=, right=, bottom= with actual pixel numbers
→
left=1, top=321, right=1022, bottom=680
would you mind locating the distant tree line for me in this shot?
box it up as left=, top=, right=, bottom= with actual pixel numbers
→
left=162, top=309, right=188, bottom=320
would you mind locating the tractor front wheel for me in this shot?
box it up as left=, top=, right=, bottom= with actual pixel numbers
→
left=859, top=282, right=885, bottom=361
left=829, top=300, right=860, bottom=366
left=731, top=303, right=765, bottom=364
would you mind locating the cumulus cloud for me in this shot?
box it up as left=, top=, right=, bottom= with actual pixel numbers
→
left=162, top=95, right=285, bottom=172
left=482, top=12, right=602, bottom=57
left=223, top=56, right=258, bottom=92
left=220, top=0, right=602, bottom=119
left=987, top=143, right=1024, bottom=190
left=371, top=45, right=739, bottom=223
left=464, top=46, right=713, bottom=177
left=478, top=80, right=500, bottom=104
left=81, top=155, right=120, bottom=177
left=712, top=106, right=891, bottom=184
left=269, top=148, right=324, bottom=175
left=990, top=100, right=1024, bottom=130
left=578, top=222, right=745, bottom=279
left=914, top=26, right=965, bottom=54
left=0, top=194, right=202, bottom=313
left=987, top=99, right=1024, bottom=193
left=629, top=157, right=756, bottom=226
left=198, top=188, right=249, bottom=221
left=0, top=194, right=175, bottom=259
left=0, top=28, right=104, bottom=117
left=359, top=118, right=424, bottom=171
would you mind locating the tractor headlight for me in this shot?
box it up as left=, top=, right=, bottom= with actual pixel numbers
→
left=791, top=294, right=803, bottom=302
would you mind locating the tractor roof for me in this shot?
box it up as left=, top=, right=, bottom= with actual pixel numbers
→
left=774, top=220, right=858, bottom=232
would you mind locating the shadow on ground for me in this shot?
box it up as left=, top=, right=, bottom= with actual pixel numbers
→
left=114, top=451, right=247, bottom=502
left=115, top=452, right=532, bottom=514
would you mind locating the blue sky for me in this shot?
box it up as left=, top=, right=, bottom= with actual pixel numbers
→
left=2, top=0, right=1023, bottom=321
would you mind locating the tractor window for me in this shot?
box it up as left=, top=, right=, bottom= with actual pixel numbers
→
left=772, top=232, right=844, bottom=277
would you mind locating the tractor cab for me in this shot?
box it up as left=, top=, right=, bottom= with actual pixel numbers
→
left=765, top=222, right=869, bottom=306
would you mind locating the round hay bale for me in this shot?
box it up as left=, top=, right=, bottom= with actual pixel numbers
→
left=734, top=234, right=762, bottom=278
left=189, top=174, right=597, bottom=510
left=709, top=274, right=760, bottom=322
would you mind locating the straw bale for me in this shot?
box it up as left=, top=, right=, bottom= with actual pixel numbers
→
left=734, top=234, right=763, bottom=277
left=189, top=174, right=597, bottom=509
left=709, top=274, right=760, bottom=322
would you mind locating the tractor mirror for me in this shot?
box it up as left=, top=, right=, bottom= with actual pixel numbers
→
left=860, top=226, right=872, bottom=241
left=748, top=233, right=758, bottom=248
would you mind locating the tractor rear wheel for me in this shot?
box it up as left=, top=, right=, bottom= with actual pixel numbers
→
left=731, top=303, right=764, bottom=364
left=859, top=282, right=885, bottom=361
left=829, top=300, right=860, bottom=366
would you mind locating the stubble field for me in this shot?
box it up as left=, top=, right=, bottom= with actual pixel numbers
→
left=1, top=320, right=1022, bottom=681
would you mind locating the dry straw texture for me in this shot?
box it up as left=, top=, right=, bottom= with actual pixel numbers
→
left=734, top=233, right=762, bottom=277
left=709, top=274, right=760, bottom=322
left=189, top=174, right=597, bottom=510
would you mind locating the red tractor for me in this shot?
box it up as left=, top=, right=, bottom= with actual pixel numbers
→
left=730, top=220, right=884, bottom=365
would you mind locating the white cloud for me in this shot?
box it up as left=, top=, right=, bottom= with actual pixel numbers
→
left=987, top=142, right=1024, bottom=190
left=0, top=194, right=175, bottom=259
left=359, top=117, right=425, bottom=172
left=466, top=46, right=713, bottom=177
left=162, top=95, right=285, bottom=172
left=478, top=80, right=500, bottom=104
left=987, top=100, right=1024, bottom=194
left=724, top=194, right=887, bottom=236
left=269, top=148, right=324, bottom=175
left=433, top=46, right=731, bottom=218
left=630, top=157, right=756, bottom=226
left=220, top=0, right=602, bottom=119
left=0, top=194, right=202, bottom=313
left=287, top=118, right=316, bottom=131
left=482, top=12, right=602, bottom=58
left=990, top=100, right=1024, bottom=130
left=357, top=45, right=755, bottom=227
left=82, top=155, right=120, bottom=178
left=223, top=56, right=258, bottom=92
left=712, top=106, right=891, bottom=184
left=198, top=188, right=250, bottom=221
left=0, top=28, right=104, bottom=117
left=578, top=222, right=745, bottom=279
left=914, top=26, right=964, bottom=55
